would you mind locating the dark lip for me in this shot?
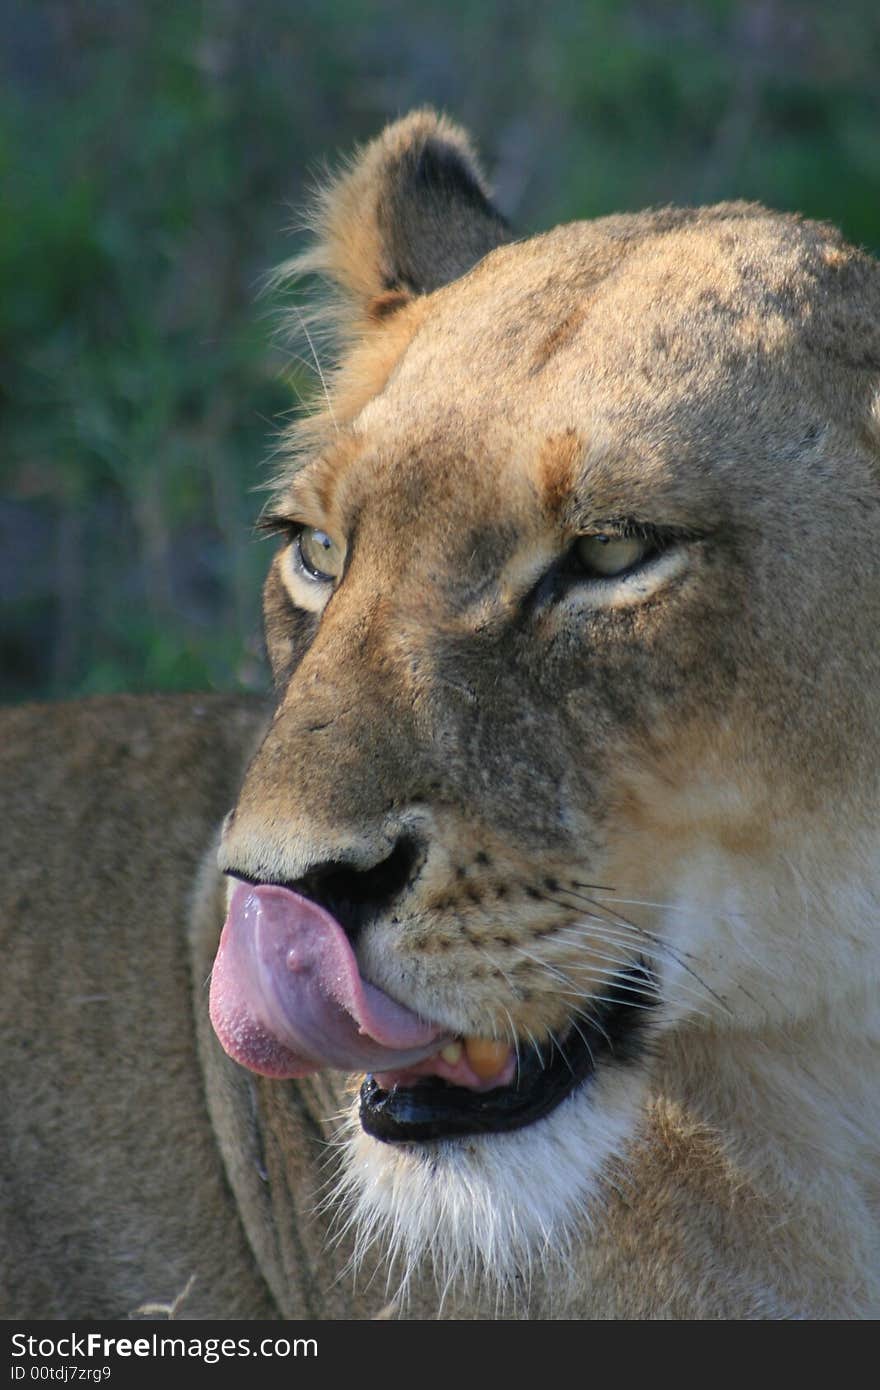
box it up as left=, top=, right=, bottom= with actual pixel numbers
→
left=359, top=960, right=657, bottom=1143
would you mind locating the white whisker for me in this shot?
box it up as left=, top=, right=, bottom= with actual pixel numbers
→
left=289, top=302, right=339, bottom=435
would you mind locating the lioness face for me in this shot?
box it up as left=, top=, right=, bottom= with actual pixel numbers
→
left=210, top=114, right=880, bottom=1287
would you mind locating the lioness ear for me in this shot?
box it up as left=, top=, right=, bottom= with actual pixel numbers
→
left=291, top=108, right=510, bottom=333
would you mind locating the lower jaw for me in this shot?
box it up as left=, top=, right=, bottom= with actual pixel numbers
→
left=359, top=966, right=656, bottom=1144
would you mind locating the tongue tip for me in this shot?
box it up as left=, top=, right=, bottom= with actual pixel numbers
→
left=208, top=988, right=321, bottom=1079
left=209, top=922, right=323, bottom=1079
left=209, top=883, right=452, bottom=1077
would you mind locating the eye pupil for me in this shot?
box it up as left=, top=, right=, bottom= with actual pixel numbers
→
left=297, top=526, right=343, bottom=581
left=575, top=532, right=649, bottom=579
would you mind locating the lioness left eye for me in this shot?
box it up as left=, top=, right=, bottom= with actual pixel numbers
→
left=575, top=533, right=651, bottom=578
left=296, top=527, right=344, bottom=582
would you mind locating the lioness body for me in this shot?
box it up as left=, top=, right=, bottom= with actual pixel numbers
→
left=3, top=112, right=880, bottom=1318
left=0, top=697, right=276, bottom=1319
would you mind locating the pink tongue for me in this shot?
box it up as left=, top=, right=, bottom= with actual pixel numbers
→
left=209, top=883, right=450, bottom=1079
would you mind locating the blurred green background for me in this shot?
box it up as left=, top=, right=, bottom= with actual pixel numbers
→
left=3, top=0, right=879, bottom=702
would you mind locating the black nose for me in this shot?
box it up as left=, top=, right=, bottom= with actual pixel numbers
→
left=273, top=834, right=424, bottom=942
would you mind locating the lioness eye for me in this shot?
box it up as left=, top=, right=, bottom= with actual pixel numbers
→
left=575, top=533, right=649, bottom=578
left=297, top=527, right=343, bottom=582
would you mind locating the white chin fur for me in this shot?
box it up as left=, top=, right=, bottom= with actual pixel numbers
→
left=327, top=1063, right=648, bottom=1309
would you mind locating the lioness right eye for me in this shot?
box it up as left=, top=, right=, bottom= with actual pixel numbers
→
left=296, top=527, right=344, bottom=583
left=575, top=533, right=653, bottom=579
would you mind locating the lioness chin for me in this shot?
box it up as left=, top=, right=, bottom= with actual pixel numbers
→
left=3, top=110, right=880, bottom=1320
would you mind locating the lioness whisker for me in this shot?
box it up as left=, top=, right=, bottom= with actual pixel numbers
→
left=554, top=966, right=660, bottom=1002
left=510, top=941, right=582, bottom=990
left=587, top=894, right=766, bottom=1008
left=548, top=922, right=671, bottom=961
left=557, top=986, right=658, bottom=1013
left=564, top=885, right=731, bottom=1014
left=595, top=891, right=750, bottom=921
left=520, top=1022, right=545, bottom=1070
left=499, top=1002, right=524, bottom=1081
left=559, top=949, right=716, bottom=1020
left=547, top=1028, right=577, bottom=1078
left=474, top=945, right=529, bottom=1061
left=539, top=917, right=676, bottom=974
left=509, top=945, right=664, bottom=1033
left=566, top=1016, right=598, bottom=1070
left=289, top=302, right=339, bottom=436
left=537, top=887, right=699, bottom=968
left=546, top=930, right=689, bottom=989
left=530, top=915, right=718, bottom=1019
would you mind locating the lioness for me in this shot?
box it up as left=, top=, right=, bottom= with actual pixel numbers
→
left=3, top=110, right=880, bottom=1320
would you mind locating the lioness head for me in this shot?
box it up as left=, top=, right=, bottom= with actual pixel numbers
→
left=209, top=111, right=880, bottom=1292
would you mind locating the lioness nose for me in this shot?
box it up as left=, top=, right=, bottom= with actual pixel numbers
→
left=230, top=834, right=424, bottom=943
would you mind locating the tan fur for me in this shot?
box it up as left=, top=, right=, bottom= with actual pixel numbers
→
left=3, top=111, right=880, bottom=1318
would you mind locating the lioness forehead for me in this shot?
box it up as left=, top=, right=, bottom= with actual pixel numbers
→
left=367, top=210, right=864, bottom=437
left=278, top=205, right=877, bottom=545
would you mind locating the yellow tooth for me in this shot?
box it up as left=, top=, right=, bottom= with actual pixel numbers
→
left=464, top=1036, right=511, bottom=1079
left=440, top=1041, right=463, bottom=1066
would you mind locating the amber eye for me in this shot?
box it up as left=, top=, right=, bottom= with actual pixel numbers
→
left=296, top=527, right=344, bottom=582
left=575, top=533, right=651, bottom=579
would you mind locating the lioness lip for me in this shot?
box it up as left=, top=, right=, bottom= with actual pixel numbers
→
left=359, top=962, right=657, bottom=1143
